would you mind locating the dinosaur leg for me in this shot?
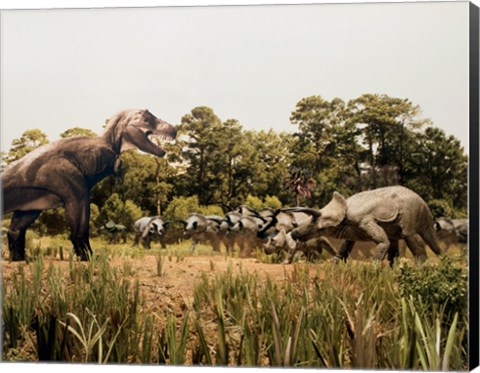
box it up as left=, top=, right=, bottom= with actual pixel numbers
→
left=224, top=236, right=235, bottom=255
left=404, top=235, right=428, bottom=263
left=360, top=220, right=391, bottom=262
left=304, top=241, right=323, bottom=263
left=419, top=228, right=443, bottom=256
left=318, top=237, right=337, bottom=256
left=387, top=239, right=400, bottom=267
left=7, top=210, right=41, bottom=261
left=64, top=199, right=92, bottom=261
left=239, top=237, right=253, bottom=258
left=332, top=240, right=355, bottom=263
left=284, top=235, right=299, bottom=264
left=211, top=237, right=221, bottom=252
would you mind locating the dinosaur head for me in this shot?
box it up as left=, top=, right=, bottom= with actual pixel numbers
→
left=106, top=109, right=177, bottom=157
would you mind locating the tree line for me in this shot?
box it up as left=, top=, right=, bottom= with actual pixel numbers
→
left=1, top=93, right=468, bottom=235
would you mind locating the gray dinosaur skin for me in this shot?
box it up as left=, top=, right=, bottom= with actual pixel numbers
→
left=134, top=216, right=170, bottom=249
left=180, top=213, right=225, bottom=252
left=222, top=208, right=268, bottom=256
left=257, top=209, right=311, bottom=240
left=228, top=215, right=266, bottom=257
left=263, top=229, right=337, bottom=264
left=434, top=217, right=468, bottom=251
left=287, top=186, right=442, bottom=265
left=2, top=109, right=176, bottom=261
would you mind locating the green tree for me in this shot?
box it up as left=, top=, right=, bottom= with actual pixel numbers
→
left=6, top=129, right=49, bottom=163
left=175, top=106, right=294, bottom=206
left=217, top=119, right=248, bottom=202
left=177, top=106, right=223, bottom=204
left=248, top=130, right=293, bottom=204
left=289, top=96, right=362, bottom=206
left=0, top=151, right=7, bottom=172
left=407, top=127, right=468, bottom=213
left=91, top=150, right=177, bottom=216
left=290, top=96, right=345, bottom=175
left=97, top=193, right=142, bottom=229
left=163, top=195, right=201, bottom=221
left=60, top=127, right=97, bottom=138
left=347, top=94, right=429, bottom=188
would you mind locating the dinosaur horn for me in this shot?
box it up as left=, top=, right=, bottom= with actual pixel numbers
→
left=172, top=219, right=188, bottom=227
left=281, top=207, right=321, bottom=218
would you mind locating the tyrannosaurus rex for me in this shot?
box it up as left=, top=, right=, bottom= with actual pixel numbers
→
left=2, top=109, right=176, bottom=261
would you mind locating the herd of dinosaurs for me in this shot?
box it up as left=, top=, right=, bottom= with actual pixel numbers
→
left=1, top=109, right=468, bottom=264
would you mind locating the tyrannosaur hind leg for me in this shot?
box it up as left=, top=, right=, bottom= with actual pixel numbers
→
left=7, top=210, right=42, bottom=261
left=64, top=199, right=93, bottom=261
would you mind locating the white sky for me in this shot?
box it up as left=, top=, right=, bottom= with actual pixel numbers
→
left=0, top=0, right=472, bottom=154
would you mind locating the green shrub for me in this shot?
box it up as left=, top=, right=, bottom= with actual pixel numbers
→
left=263, top=195, right=282, bottom=210
left=163, top=195, right=200, bottom=220
left=396, top=257, right=468, bottom=318
left=427, top=199, right=455, bottom=219
left=197, top=204, right=224, bottom=216
left=245, top=195, right=263, bottom=211
left=97, top=193, right=142, bottom=228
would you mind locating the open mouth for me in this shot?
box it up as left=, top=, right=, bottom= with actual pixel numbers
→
left=146, top=131, right=176, bottom=146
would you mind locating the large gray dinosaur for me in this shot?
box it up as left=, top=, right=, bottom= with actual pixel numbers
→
left=285, top=186, right=442, bottom=264
left=2, top=109, right=176, bottom=261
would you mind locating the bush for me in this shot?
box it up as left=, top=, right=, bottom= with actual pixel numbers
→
left=245, top=195, right=263, bottom=211
left=122, top=200, right=143, bottom=227
left=263, top=195, right=282, bottom=210
left=427, top=199, right=455, bottom=219
left=163, top=195, right=201, bottom=220
left=245, top=194, right=282, bottom=211
left=197, top=204, right=224, bottom=216
left=396, top=257, right=468, bottom=318
left=97, top=193, right=142, bottom=229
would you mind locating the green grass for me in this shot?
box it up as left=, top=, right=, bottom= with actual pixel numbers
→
left=1, top=235, right=469, bottom=369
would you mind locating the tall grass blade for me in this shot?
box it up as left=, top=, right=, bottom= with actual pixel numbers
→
left=215, top=289, right=228, bottom=365
left=441, top=312, right=459, bottom=371
left=270, top=300, right=282, bottom=366
left=195, top=318, right=213, bottom=365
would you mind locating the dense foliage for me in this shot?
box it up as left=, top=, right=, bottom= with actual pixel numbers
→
left=2, top=93, right=468, bottom=233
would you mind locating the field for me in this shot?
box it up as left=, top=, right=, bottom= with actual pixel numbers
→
left=1, top=235, right=469, bottom=370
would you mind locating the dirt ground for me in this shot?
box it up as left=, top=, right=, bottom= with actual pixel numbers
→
left=1, top=253, right=327, bottom=318
left=0, top=236, right=412, bottom=317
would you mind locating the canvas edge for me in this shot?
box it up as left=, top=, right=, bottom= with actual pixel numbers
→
left=469, top=1, right=480, bottom=371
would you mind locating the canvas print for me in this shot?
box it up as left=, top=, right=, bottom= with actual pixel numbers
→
left=1, top=1, right=478, bottom=370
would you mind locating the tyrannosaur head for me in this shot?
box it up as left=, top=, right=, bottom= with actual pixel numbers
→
left=106, top=109, right=177, bottom=157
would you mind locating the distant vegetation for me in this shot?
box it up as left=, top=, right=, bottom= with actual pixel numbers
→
left=1, top=93, right=467, bottom=234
